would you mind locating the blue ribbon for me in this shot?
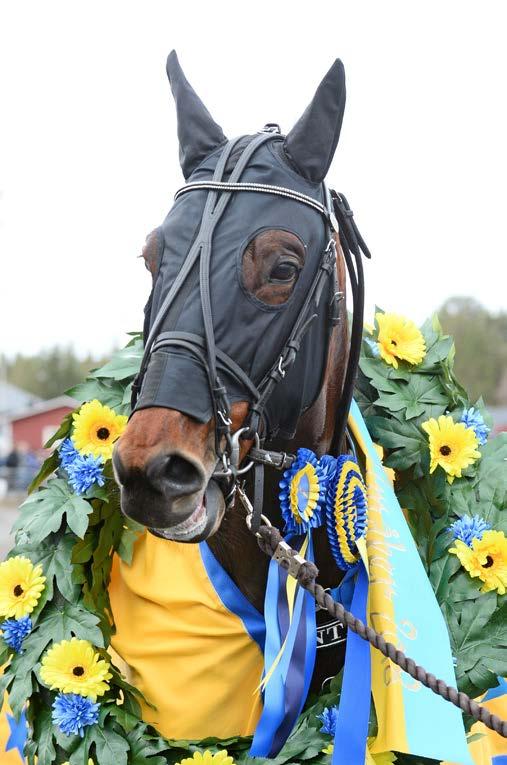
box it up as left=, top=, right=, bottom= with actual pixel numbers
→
left=332, top=561, right=370, bottom=765
left=250, top=534, right=317, bottom=757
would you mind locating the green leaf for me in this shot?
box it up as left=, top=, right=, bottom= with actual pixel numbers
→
left=90, top=723, right=130, bottom=765
left=44, top=411, right=74, bottom=448
left=92, top=338, right=143, bottom=382
left=117, top=520, right=144, bottom=565
left=366, top=415, right=426, bottom=472
left=37, top=600, right=104, bottom=646
left=33, top=708, right=56, bottom=765
left=107, top=703, right=140, bottom=733
left=13, top=478, right=93, bottom=544
left=67, top=377, right=127, bottom=411
left=429, top=554, right=461, bottom=603
left=126, top=725, right=168, bottom=765
left=28, top=451, right=59, bottom=493
left=14, top=534, right=79, bottom=602
left=375, top=374, right=448, bottom=420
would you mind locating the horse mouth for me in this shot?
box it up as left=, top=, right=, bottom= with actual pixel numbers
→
left=148, top=479, right=225, bottom=543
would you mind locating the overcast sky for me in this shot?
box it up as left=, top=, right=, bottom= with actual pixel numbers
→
left=1, top=1, right=506, bottom=357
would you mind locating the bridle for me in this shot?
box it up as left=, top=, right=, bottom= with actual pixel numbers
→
left=127, top=126, right=507, bottom=741
left=131, top=127, right=371, bottom=518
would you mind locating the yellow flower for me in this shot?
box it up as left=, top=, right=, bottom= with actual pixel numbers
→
left=0, top=556, right=45, bottom=619
left=422, top=415, right=481, bottom=483
left=450, top=530, right=507, bottom=594
left=322, top=743, right=334, bottom=755
left=376, top=312, right=426, bottom=368
left=40, top=638, right=112, bottom=700
left=72, top=399, right=127, bottom=460
left=176, top=751, right=235, bottom=765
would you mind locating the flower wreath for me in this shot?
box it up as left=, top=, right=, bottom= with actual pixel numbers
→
left=1, top=311, right=506, bottom=765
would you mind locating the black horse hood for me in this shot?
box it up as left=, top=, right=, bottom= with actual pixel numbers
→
left=137, top=137, right=332, bottom=438
left=134, top=52, right=347, bottom=439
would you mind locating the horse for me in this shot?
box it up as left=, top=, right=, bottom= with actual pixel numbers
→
left=110, top=51, right=355, bottom=743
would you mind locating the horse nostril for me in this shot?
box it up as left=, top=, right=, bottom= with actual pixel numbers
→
left=147, top=453, right=204, bottom=497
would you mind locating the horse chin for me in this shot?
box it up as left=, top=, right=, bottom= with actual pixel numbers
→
left=148, top=479, right=225, bottom=544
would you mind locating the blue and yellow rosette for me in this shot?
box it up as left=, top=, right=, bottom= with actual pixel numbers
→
left=324, top=455, right=370, bottom=765
left=325, top=455, right=368, bottom=572
left=278, top=447, right=327, bottom=535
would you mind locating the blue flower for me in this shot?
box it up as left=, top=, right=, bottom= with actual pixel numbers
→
left=59, top=438, right=80, bottom=469
left=449, top=515, right=491, bottom=547
left=317, top=706, right=338, bottom=736
left=279, top=448, right=327, bottom=535
left=1, top=616, right=32, bottom=653
left=66, top=453, right=105, bottom=495
left=52, top=692, right=99, bottom=737
left=460, top=407, right=490, bottom=446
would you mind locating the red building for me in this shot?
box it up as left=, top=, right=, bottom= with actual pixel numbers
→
left=8, top=395, right=77, bottom=452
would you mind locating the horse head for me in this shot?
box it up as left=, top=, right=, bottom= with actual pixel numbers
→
left=113, top=51, right=348, bottom=545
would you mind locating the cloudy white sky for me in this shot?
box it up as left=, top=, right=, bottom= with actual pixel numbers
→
left=1, top=1, right=506, bottom=357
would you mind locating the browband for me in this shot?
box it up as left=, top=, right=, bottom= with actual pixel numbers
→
left=174, top=181, right=331, bottom=221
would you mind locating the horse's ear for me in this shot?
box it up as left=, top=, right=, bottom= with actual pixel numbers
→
left=283, top=59, right=346, bottom=184
left=166, top=50, right=227, bottom=179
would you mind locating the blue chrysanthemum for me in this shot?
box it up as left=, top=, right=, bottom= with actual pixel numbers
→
left=460, top=407, right=490, bottom=446
left=1, top=616, right=32, bottom=653
left=449, top=515, right=491, bottom=547
left=325, top=455, right=368, bottom=570
left=59, top=438, right=80, bottom=469
left=317, top=706, right=338, bottom=736
left=52, top=692, right=99, bottom=737
left=66, top=453, right=105, bottom=495
left=279, top=448, right=327, bottom=535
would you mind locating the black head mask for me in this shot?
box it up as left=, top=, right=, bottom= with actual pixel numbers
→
left=133, top=52, right=346, bottom=444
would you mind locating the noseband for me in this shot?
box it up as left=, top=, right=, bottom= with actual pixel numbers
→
left=131, top=128, right=370, bottom=510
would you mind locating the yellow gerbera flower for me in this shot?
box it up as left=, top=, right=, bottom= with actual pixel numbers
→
left=0, top=556, right=46, bottom=619
left=40, top=638, right=112, bottom=700
left=376, top=312, right=426, bottom=368
left=72, top=399, right=127, bottom=461
left=176, top=751, right=235, bottom=765
left=422, top=415, right=481, bottom=483
left=450, top=530, right=507, bottom=594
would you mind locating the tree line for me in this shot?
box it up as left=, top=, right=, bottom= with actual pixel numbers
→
left=2, top=297, right=506, bottom=406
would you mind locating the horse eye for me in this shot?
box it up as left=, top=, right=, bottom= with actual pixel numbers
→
left=269, top=261, right=300, bottom=283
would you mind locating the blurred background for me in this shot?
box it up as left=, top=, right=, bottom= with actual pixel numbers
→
left=1, top=1, right=506, bottom=555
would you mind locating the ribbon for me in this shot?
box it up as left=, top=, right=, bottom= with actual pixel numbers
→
left=250, top=533, right=317, bottom=757
left=332, top=561, right=370, bottom=765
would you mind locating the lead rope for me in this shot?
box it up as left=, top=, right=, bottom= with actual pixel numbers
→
left=248, top=518, right=507, bottom=739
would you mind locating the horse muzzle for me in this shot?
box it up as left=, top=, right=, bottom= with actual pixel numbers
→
left=113, top=446, right=226, bottom=542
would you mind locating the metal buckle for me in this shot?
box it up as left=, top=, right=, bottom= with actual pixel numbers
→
left=217, top=410, right=232, bottom=427
left=260, top=123, right=281, bottom=134
left=236, top=484, right=272, bottom=538
left=212, top=428, right=259, bottom=479
left=277, top=356, right=287, bottom=378
left=273, top=540, right=307, bottom=579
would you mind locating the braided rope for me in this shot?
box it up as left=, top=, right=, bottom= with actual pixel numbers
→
left=256, top=524, right=507, bottom=739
